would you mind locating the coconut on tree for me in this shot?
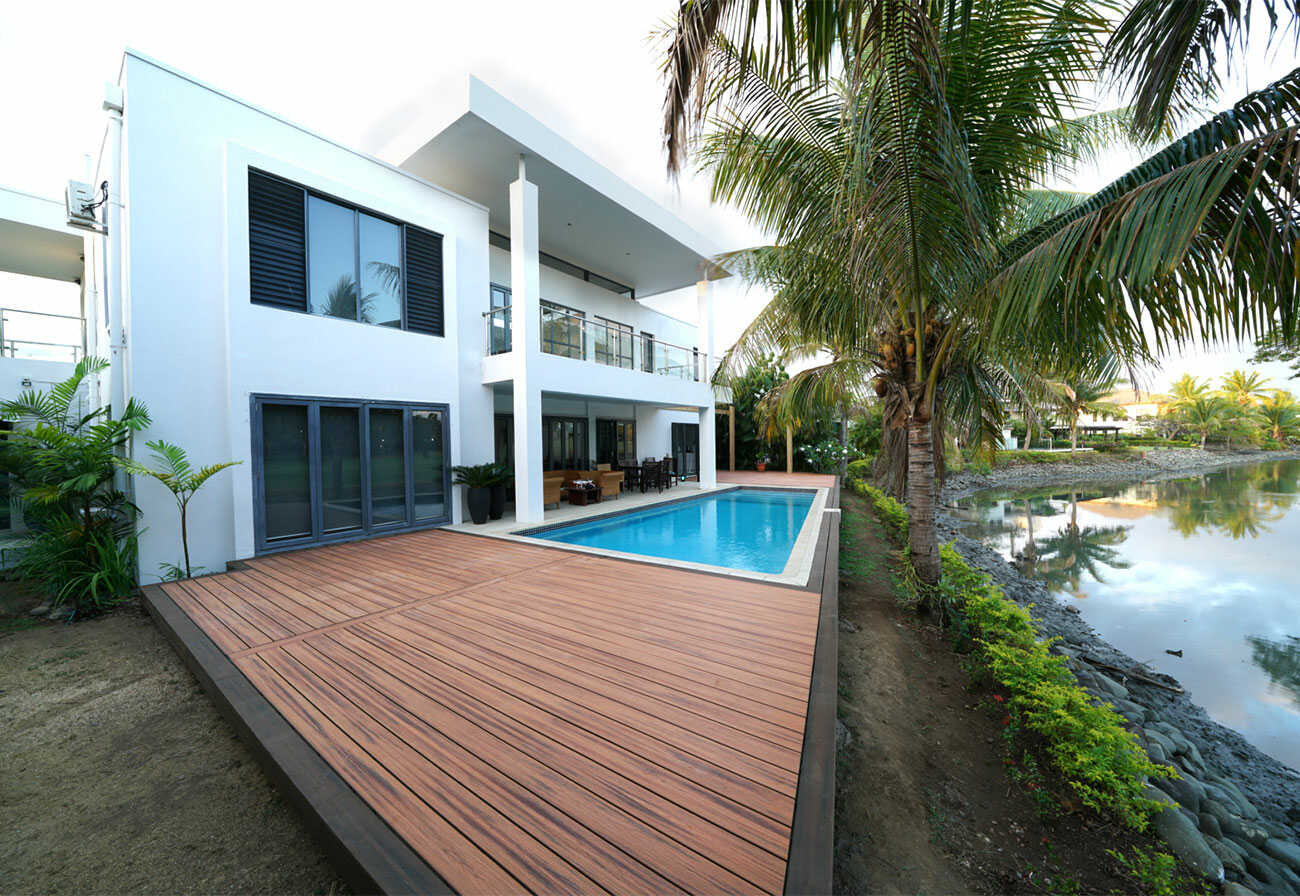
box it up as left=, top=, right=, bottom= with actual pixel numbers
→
left=663, top=0, right=1300, bottom=587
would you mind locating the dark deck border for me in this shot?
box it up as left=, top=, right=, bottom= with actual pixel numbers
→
left=141, top=583, right=452, bottom=896
left=783, top=477, right=839, bottom=895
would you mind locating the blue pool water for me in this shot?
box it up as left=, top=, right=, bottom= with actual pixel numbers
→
left=532, top=488, right=816, bottom=574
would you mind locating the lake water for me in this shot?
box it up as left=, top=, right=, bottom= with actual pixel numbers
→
left=952, top=459, right=1300, bottom=771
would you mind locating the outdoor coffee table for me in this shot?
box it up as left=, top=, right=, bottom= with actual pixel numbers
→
left=566, top=485, right=603, bottom=506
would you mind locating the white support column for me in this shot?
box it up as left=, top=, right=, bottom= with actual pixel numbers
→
left=511, top=157, right=545, bottom=523
left=697, top=278, right=717, bottom=489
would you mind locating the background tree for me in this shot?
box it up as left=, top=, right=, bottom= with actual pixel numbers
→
left=1250, top=324, right=1300, bottom=379
left=1172, top=394, right=1234, bottom=448
left=1258, top=390, right=1300, bottom=442
left=1220, top=369, right=1272, bottom=407
left=1048, top=372, right=1125, bottom=455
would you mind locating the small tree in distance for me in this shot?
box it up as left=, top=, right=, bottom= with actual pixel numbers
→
left=116, top=440, right=240, bottom=580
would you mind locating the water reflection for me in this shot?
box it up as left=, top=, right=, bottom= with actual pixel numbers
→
left=953, top=460, right=1300, bottom=770
left=1248, top=636, right=1300, bottom=708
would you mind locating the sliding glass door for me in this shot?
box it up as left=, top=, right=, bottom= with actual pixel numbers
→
left=253, top=396, right=450, bottom=552
left=542, top=416, right=588, bottom=470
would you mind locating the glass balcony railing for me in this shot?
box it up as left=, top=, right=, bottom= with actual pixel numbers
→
left=0, top=308, right=85, bottom=362
left=483, top=305, right=704, bottom=381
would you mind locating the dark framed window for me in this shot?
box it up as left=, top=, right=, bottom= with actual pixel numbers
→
left=248, top=169, right=443, bottom=336
left=542, top=416, right=588, bottom=470
left=596, top=419, right=636, bottom=467
left=489, top=283, right=512, bottom=354
left=594, top=317, right=633, bottom=369
left=640, top=331, right=654, bottom=373
left=251, top=395, right=450, bottom=553
left=540, top=300, right=584, bottom=359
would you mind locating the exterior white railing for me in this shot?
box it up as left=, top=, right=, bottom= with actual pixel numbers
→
left=0, top=308, right=85, bottom=362
left=483, top=305, right=705, bottom=381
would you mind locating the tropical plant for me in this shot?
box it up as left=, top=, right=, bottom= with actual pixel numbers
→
left=1168, top=374, right=1212, bottom=406
left=1048, top=373, right=1125, bottom=455
left=1258, top=390, right=1300, bottom=442
left=0, top=358, right=152, bottom=615
left=724, top=355, right=790, bottom=470
left=115, top=440, right=241, bottom=580
left=1172, top=394, right=1234, bottom=449
left=664, top=2, right=1300, bottom=591
left=451, top=463, right=499, bottom=489
left=1220, top=369, right=1272, bottom=407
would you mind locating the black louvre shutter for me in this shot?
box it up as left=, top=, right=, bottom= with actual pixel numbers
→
left=248, top=171, right=306, bottom=312
left=403, top=226, right=443, bottom=336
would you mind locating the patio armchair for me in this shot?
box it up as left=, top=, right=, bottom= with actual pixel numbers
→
left=543, top=474, right=564, bottom=508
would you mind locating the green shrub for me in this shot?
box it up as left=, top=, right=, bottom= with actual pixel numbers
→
left=849, top=483, right=1171, bottom=830
left=941, top=544, right=1171, bottom=829
left=848, top=478, right=908, bottom=543
left=846, top=457, right=874, bottom=482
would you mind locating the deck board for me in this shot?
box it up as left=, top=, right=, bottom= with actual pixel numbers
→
left=160, top=527, right=821, bottom=894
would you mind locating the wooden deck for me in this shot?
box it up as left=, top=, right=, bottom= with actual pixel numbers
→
left=718, top=471, right=837, bottom=488
left=150, top=528, right=824, bottom=895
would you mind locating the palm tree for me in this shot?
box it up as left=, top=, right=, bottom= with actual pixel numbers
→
left=680, top=5, right=1300, bottom=587
left=1220, top=369, right=1272, bottom=407
left=1048, top=373, right=1125, bottom=455
left=1258, top=390, right=1300, bottom=442
left=115, top=441, right=240, bottom=579
left=1176, top=394, right=1234, bottom=449
left=1169, top=374, right=1212, bottom=405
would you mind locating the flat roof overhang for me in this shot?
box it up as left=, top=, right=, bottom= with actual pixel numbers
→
left=0, top=186, right=86, bottom=282
left=386, top=77, right=724, bottom=299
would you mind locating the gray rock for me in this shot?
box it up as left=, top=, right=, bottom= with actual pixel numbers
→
left=1146, top=740, right=1169, bottom=764
left=1210, top=837, right=1247, bottom=876
left=1223, top=883, right=1259, bottom=896
left=1208, top=775, right=1262, bottom=820
left=1146, top=785, right=1226, bottom=885
left=1237, top=840, right=1292, bottom=890
left=1265, top=840, right=1300, bottom=874
left=1113, top=697, right=1150, bottom=721
left=1092, top=672, right=1129, bottom=701
left=1155, top=771, right=1205, bottom=813
left=1144, top=728, right=1179, bottom=757
left=1208, top=782, right=1251, bottom=817
left=28, top=601, right=52, bottom=617
left=1202, top=813, right=1225, bottom=838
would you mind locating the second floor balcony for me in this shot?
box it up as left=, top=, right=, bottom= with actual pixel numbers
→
left=484, top=304, right=705, bottom=382
left=0, top=307, right=85, bottom=363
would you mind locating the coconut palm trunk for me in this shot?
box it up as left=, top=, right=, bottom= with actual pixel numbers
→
left=906, top=415, right=941, bottom=587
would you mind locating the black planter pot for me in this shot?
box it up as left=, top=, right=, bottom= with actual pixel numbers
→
left=489, top=484, right=507, bottom=520
left=466, top=486, right=491, bottom=525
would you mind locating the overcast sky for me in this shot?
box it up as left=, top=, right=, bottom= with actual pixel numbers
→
left=1, top=0, right=1296, bottom=390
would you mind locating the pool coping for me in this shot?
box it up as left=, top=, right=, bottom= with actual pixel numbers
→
left=496, top=484, right=828, bottom=587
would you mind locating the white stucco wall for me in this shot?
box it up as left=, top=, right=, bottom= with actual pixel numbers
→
left=118, top=55, right=489, bottom=579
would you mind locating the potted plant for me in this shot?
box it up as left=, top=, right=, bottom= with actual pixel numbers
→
left=452, top=463, right=497, bottom=524
left=488, top=462, right=512, bottom=521
left=756, top=453, right=770, bottom=472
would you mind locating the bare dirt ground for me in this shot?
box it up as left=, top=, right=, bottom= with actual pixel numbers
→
left=834, top=491, right=1196, bottom=895
left=1, top=586, right=345, bottom=895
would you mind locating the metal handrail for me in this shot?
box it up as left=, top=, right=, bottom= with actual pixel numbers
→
left=0, top=308, right=86, bottom=361
left=482, top=304, right=706, bottom=381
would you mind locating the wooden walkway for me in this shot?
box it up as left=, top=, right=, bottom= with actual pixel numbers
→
left=718, top=471, right=837, bottom=488
left=152, top=529, right=822, bottom=895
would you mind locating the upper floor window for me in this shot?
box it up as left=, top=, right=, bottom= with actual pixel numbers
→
left=541, top=300, right=584, bottom=359
left=248, top=170, right=444, bottom=336
left=594, top=316, right=633, bottom=369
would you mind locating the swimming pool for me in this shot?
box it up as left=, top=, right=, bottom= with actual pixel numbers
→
left=529, top=488, right=817, bottom=575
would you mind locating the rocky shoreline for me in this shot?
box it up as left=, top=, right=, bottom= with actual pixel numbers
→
left=937, top=448, right=1300, bottom=894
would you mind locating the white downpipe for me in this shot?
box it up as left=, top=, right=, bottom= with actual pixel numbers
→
left=103, top=84, right=126, bottom=418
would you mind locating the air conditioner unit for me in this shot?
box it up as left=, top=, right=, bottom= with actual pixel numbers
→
left=65, top=180, right=102, bottom=231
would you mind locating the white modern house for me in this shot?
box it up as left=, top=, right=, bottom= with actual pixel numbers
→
left=0, top=50, right=724, bottom=582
